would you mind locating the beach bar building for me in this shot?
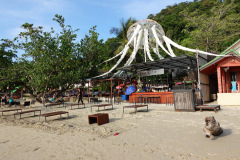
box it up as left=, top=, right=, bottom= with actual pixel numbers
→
left=200, top=39, right=240, bottom=105
left=118, top=55, right=198, bottom=104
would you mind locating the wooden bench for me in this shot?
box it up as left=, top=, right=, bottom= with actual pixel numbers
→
left=39, top=111, right=69, bottom=122
left=64, top=103, right=85, bottom=109
left=88, top=113, right=109, bottom=125
left=91, top=104, right=113, bottom=111
left=195, top=105, right=220, bottom=113
left=14, top=109, right=41, bottom=119
left=123, top=105, right=148, bottom=113
left=0, top=108, right=22, bottom=116
left=44, top=103, right=62, bottom=108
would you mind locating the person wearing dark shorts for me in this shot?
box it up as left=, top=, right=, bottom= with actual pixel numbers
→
left=78, top=88, right=83, bottom=104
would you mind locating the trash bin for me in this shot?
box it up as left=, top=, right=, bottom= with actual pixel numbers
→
left=122, top=95, right=129, bottom=100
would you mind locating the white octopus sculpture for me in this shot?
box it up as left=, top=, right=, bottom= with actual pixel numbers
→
left=95, top=19, right=228, bottom=78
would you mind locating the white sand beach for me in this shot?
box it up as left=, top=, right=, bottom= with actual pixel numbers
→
left=1, top=102, right=240, bottom=160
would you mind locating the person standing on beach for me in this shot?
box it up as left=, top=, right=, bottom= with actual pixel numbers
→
left=78, top=88, right=83, bottom=104
left=133, top=83, right=137, bottom=93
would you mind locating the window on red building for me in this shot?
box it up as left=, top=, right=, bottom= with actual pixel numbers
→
left=230, top=72, right=237, bottom=81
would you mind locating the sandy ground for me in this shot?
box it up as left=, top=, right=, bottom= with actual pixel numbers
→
left=0, top=101, right=240, bottom=160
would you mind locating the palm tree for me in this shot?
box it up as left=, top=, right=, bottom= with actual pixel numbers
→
left=110, top=17, right=137, bottom=56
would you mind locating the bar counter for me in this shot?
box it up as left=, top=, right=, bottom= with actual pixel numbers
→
left=129, top=92, right=174, bottom=104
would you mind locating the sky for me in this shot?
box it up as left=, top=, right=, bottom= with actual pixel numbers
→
left=0, top=0, right=192, bottom=48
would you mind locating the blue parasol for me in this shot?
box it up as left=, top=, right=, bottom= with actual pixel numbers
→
left=125, top=86, right=135, bottom=95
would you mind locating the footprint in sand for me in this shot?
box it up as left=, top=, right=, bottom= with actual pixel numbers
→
left=0, top=140, right=10, bottom=144
left=33, top=147, right=40, bottom=151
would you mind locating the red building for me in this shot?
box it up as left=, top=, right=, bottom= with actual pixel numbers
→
left=200, top=39, right=240, bottom=105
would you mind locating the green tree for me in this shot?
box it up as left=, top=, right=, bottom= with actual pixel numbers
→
left=0, top=39, right=18, bottom=92
left=79, top=26, right=106, bottom=77
left=110, top=18, right=137, bottom=59
left=0, top=39, right=17, bottom=67
left=181, top=0, right=240, bottom=52
left=15, top=14, right=85, bottom=104
left=98, top=37, right=121, bottom=72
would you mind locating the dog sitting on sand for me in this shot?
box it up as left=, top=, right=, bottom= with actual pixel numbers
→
left=203, top=116, right=223, bottom=138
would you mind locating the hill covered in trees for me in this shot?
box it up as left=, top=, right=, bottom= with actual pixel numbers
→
left=147, top=0, right=240, bottom=55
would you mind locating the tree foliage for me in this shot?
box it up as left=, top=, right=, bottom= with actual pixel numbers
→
left=0, top=39, right=18, bottom=91
left=0, top=14, right=105, bottom=103
left=0, top=15, right=107, bottom=100
left=181, top=0, right=240, bottom=52
left=15, top=14, right=83, bottom=96
left=78, top=26, right=106, bottom=77
left=0, top=39, right=17, bottom=67
left=110, top=18, right=137, bottom=57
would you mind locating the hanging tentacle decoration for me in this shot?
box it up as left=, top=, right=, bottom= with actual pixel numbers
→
left=112, top=29, right=143, bottom=78
left=125, top=29, right=143, bottom=66
left=98, top=50, right=124, bottom=65
left=165, top=38, right=176, bottom=57
left=94, top=46, right=130, bottom=78
left=94, top=25, right=142, bottom=78
left=162, top=36, right=230, bottom=57
left=144, top=28, right=154, bottom=61
left=144, top=44, right=147, bottom=62
left=134, top=28, right=137, bottom=49
left=151, top=25, right=173, bottom=57
left=154, top=43, right=164, bottom=59
left=111, top=28, right=142, bottom=78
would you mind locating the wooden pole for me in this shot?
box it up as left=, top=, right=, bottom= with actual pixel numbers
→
left=111, top=79, right=113, bottom=103
left=196, top=51, right=201, bottom=90
left=88, top=80, right=90, bottom=103
left=118, top=79, right=120, bottom=97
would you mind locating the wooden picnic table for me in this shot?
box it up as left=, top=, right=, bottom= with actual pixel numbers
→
left=0, top=108, right=22, bottom=116
left=39, top=111, right=69, bottom=122
left=64, top=103, right=85, bottom=109
left=123, top=105, right=148, bottom=113
left=14, top=109, right=41, bottom=119
left=195, top=105, right=220, bottom=113
left=91, top=104, right=113, bottom=111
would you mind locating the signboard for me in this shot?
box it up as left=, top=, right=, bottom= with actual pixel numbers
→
left=138, top=69, right=164, bottom=77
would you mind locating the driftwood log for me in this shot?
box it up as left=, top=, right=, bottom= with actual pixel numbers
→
left=203, top=116, right=223, bottom=138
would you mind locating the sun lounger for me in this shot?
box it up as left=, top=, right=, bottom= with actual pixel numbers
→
left=0, top=108, right=22, bottom=116
left=195, top=105, right=220, bottom=113
left=14, top=109, right=41, bottom=119
left=39, top=111, right=69, bottom=122
left=91, top=104, right=113, bottom=111
left=64, top=103, right=85, bottom=109
left=123, top=105, right=148, bottom=113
